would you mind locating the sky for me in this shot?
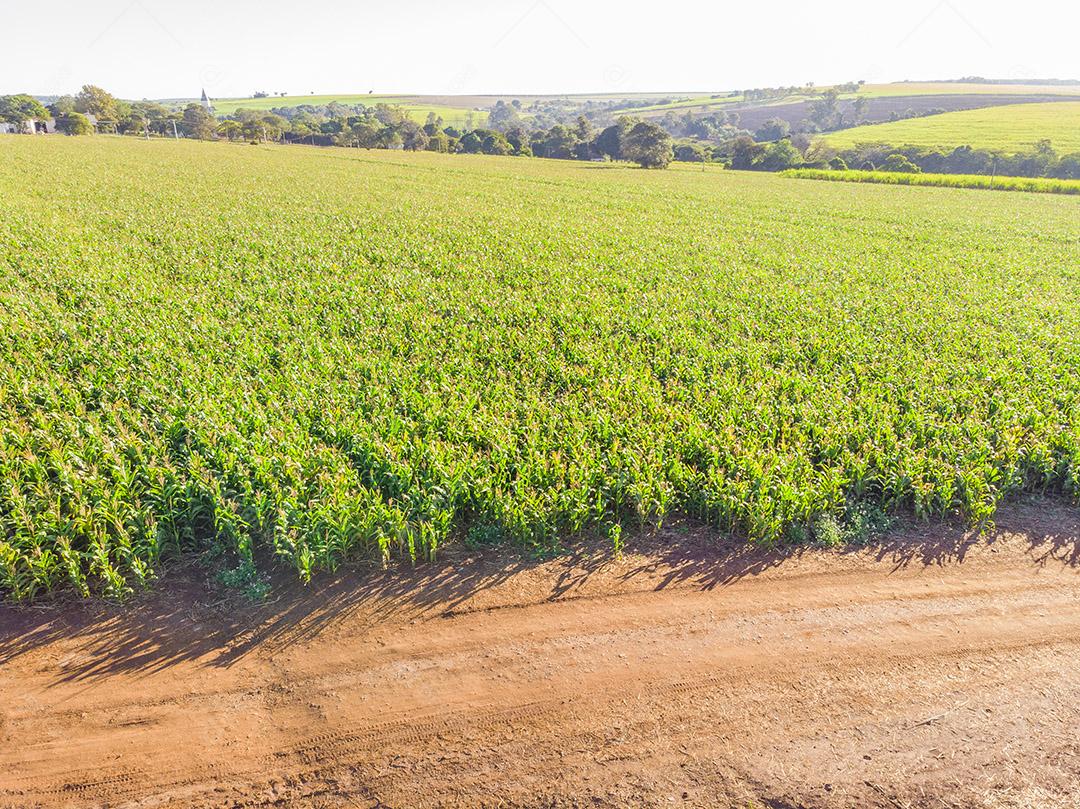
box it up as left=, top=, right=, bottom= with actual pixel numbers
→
left=2, top=0, right=1079, bottom=100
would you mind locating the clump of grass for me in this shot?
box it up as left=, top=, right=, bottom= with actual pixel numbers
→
left=217, top=559, right=271, bottom=601
left=465, top=523, right=505, bottom=550
left=813, top=504, right=894, bottom=548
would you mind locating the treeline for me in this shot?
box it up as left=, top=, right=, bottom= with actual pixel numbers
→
left=7, top=85, right=1077, bottom=179
left=942, top=77, right=1080, bottom=86
left=2, top=85, right=681, bottom=168
left=249, top=103, right=677, bottom=168
left=824, top=140, right=1080, bottom=179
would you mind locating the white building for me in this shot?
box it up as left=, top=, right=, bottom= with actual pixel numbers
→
left=0, top=116, right=95, bottom=135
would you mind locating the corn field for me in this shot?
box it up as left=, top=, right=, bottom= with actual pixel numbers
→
left=1, top=137, right=1079, bottom=601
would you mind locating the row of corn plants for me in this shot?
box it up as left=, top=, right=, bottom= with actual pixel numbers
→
left=1, top=136, right=1078, bottom=601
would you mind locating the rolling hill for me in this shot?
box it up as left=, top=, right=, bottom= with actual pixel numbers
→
left=208, top=94, right=488, bottom=127
left=823, top=101, right=1080, bottom=153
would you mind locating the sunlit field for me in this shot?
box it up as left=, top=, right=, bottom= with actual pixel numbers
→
left=825, top=101, right=1080, bottom=153
left=209, top=94, right=487, bottom=127
left=783, top=168, right=1080, bottom=194
left=1, top=136, right=1078, bottom=601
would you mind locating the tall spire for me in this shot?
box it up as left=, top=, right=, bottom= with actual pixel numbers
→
left=201, top=89, right=214, bottom=114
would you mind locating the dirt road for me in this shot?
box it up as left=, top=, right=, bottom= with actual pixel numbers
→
left=2, top=501, right=1079, bottom=808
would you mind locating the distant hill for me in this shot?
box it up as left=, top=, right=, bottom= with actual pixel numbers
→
left=206, top=94, right=489, bottom=128
left=823, top=102, right=1080, bottom=154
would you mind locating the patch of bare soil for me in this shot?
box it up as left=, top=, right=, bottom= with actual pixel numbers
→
left=2, top=499, right=1079, bottom=808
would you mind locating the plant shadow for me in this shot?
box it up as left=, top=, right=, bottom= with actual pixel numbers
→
left=1, top=497, right=1076, bottom=686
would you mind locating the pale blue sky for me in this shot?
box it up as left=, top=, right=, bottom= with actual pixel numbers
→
left=3, top=0, right=1078, bottom=99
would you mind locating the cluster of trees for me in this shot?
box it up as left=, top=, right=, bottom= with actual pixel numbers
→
left=742, top=80, right=862, bottom=102
left=679, top=134, right=1080, bottom=179
left=1, top=85, right=199, bottom=136
left=659, top=132, right=1080, bottom=180
left=655, top=109, right=746, bottom=141
left=0, top=94, right=49, bottom=128
left=0, top=89, right=103, bottom=134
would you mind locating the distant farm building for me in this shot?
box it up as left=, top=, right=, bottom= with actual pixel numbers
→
left=0, top=119, right=54, bottom=134
left=0, top=115, right=97, bottom=135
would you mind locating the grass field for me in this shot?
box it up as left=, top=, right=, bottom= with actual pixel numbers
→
left=210, top=94, right=487, bottom=127
left=783, top=168, right=1080, bottom=195
left=617, top=94, right=748, bottom=114
left=824, top=101, right=1080, bottom=153
left=1, top=137, right=1079, bottom=601
left=206, top=84, right=1080, bottom=125
left=857, top=82, right=1080, bottom=98
left=627, top=82, right=1080, bottom=118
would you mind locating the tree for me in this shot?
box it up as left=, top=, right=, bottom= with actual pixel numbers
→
left=0, top=94, right=50, bottom=130
left=673, top=142, right=708, bottom=162
left=289, top=112, right=320, bottom=137
left=1013, top=138, right=1056, bottom=177
left=217, top=120, right=243, bottom=140
left=882, top=153, right=921, bottom=173
left=426, top=131, right=451, bottom=153
left=260, top=114, right=288, bottom=141
left=573, top=115, right=594, bottom=143
left=399, top=121, right=430, bottom=151
left=593, top=118, right=634, bottom=161
left=423, top=111, right=444, bottom=136
left=48, top=95, right=76, bottom=117
left=802, top=139, right=837, bottom=166
left=481, top=130, right=512, bottom=155
left=808, top=89, right=840, bottom=130
left=74, top=85, right=121, bottom=121
left=458, top=130, right=484, bottom=154
left=488, top=100, right=519, bottom=130
left=622, top=122, right=673, bottom=169
left=755, top=117, right=790, bottom=142
left=729, top=135, right=765, bottom=170
left=504, top=126, right=531, bottom=156
left=539, top=125, right=577, bottom=160
left=1054, top=152, right=1080, bottom=180
left=56, top=113, right=93, bottom=135
left=757, top=139, right=803, bottom=171
left=852, top=96, right=869, bottom=121
left=320, top=119, right=344, bottom=136
left=126, top=101, right=170, bottom=135
left=373, top=103, right=407, bottom=126
left=345, top=121, right=382, bottom=148
left=182, top=103, right=217, bottom=139
left=378, top=128, right=403, bottom=150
